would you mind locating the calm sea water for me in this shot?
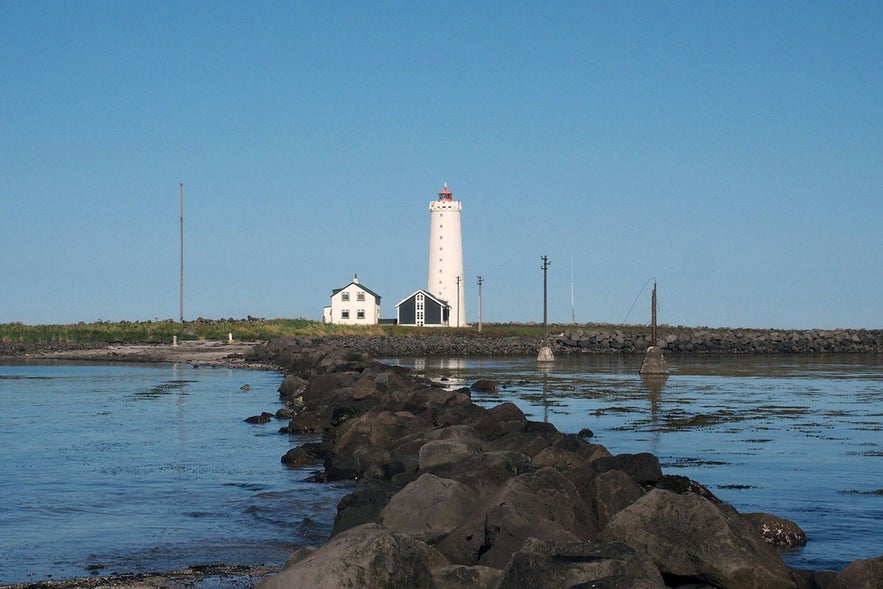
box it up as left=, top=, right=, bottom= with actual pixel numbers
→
left=2, top=356, right=880, bottom=584
left=384, top=354, right=883, bottom=572
left=0, top=362, right=351, bottom=586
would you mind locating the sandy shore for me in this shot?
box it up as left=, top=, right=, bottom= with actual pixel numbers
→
left=0, top=340, right=274, bottom=370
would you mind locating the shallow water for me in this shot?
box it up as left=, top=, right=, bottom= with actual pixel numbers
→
left=2, top=355, right=879, bottom=583
left=0, top=362, right=351, bottom=585
left=382, top=353, right=883, bottom=572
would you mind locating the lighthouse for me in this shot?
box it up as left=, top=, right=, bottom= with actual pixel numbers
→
left=427, top=183, right=466, bottom=327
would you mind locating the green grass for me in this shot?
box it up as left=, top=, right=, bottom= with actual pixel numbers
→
left=0, top=318, right=384, bottom=344
left=0, top=318, right=696, bottom=345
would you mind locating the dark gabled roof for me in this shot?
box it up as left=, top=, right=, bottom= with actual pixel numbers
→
left=395, top=289, right=449, bottom=309
left=331, top=281, right=381, bottom=302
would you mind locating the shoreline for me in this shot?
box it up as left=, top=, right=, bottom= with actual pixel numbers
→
left=0, top=340, right=275, bottom=370
left=0, top=563, right=276, bottom=589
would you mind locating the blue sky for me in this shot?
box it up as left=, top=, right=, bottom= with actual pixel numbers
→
left=2, top=2, right=880, bottom=329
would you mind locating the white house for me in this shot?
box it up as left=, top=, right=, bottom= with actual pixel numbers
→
left=396, top=289, right=450, bottom=327
left=323, top=275, right=382, bottom=325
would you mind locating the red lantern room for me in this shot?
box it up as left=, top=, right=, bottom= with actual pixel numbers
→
left=438, top=183, right=453, bottom=202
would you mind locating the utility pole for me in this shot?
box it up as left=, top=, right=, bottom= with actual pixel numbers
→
left=476, top=275, right=484, bottom=332
left=541, top=255, right=550, bottom=328
left=455, top=276, right=461, bottom=327
left=179, top=182, right=184, bottom=323
left=650, top=281, right=658, bottom=346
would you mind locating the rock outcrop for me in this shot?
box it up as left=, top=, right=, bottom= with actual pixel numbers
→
left=250, top=337, right=881, bottom=589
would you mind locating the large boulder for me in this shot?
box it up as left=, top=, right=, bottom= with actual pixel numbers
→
left=530, top=433, right=610, bottom=470
left=592, top=452, right=663, bottom=485
left=436, top=466, right=597, bottom=568
left=381, top=473, right=481, bottom=543
left=600, top=489, right=795, bottom=589
left=834, top=555, right=883, bottom=589
left=418, top=438, right=483, bottom=470
left=255, top=523, right=437, bottom=589
left=331, top=479, right=400, bottom=536
left=277, top=374, right=307, bottom=402
left=498, top=537, right=666, bottom=589
left=325, top=409, right=428, bottom=480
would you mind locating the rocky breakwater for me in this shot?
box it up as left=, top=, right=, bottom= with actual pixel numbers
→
left=554, top=327, right=883, bottom=354
left=246, top=337, right=882, bottom=589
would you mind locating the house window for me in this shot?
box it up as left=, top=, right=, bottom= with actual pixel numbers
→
left=357, top=291, right=365, bottom=302
left=341, top=310, right=350, bottom=319
left=357, top=309, right=365, bottom=319
left=341, top=292, right=350, bottom=301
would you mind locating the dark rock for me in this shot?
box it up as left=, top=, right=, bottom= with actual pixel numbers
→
left=417, top=438, right=483, bottom=471
left=470, top=379, right=499, bottom=393
left=436, top=467, right=596, bottom=568
left=743, top=512, right=808, bottom=547
left=600, top=489, right=794, bottom=589
left=789, top=568, right=837, bottom=589
left=593, top=452, right=663, bottom=485
left=654, top=474, right=720, bottom=503
left=274, top=407, right=294, bottom=419
left=256, top=523, right=437, bottom=589
left=578, top=427, right=594, bottom=438
left=833, top=555, right=883, bottom=589
left=281, top=442, right=326, bottom=467
left=432, top=564, right=502, bottom=589
left=278, top=374, right=308, bottom=399
left=498, top=537, right=665, bottom=589
left=331, top=479, right=400, bottom=536
left=244, top=412, right=273, bottom=424
left=380, top=473, right=480, bottom=543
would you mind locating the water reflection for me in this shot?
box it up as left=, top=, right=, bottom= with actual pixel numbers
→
left=410, top=357, right=467, bottom=372
left=640, top=374, right=667, bottom=451
left=538, top=363, right=552, bottom=423
left=382, top=353, right=883, bottom=571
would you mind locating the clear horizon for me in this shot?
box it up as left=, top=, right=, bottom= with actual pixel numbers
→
left=2, top=2, right=881, bottom=330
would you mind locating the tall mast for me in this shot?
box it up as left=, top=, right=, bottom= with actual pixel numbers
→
left=179, top=182, right=184, bottom=323
left=650, top=281, right=657, bottom=346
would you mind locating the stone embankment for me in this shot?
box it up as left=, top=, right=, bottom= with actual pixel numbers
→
left=554, top=327, right=882, bottom=354
left=319, top=327, right=882, bottom=357
left=244, top=337, right=881, bottom=589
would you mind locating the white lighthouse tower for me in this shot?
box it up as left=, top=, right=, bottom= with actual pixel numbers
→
left=427, top=183, right=466, bottom=327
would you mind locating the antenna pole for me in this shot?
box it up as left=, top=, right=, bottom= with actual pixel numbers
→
left=651, top=281, right=657, bottom=346
left=179, top=182, right=184, bottom=323
left=541, top=255, right=551, bottom=328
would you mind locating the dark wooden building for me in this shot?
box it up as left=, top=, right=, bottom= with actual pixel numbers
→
left=395, top=290, right=450, bottom=326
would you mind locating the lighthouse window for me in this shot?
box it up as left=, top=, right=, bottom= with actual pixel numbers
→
left=341, top=310, right=350, bottom=320
left=357, top=291, right=365, bottom=302
left=341, top=292, right=350, bottom=301
left=357, top=309, right=365, bottom=319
